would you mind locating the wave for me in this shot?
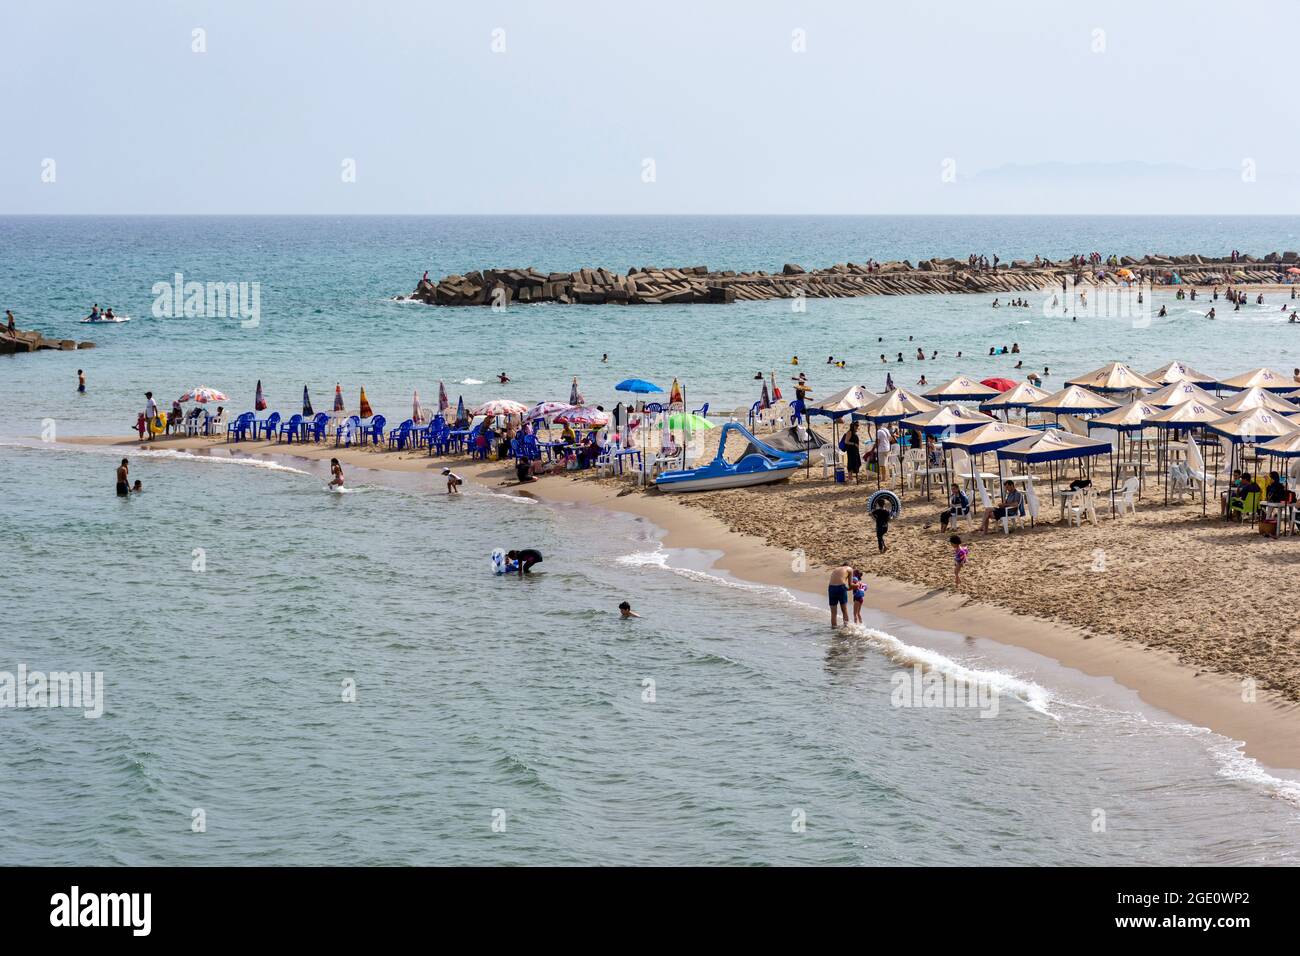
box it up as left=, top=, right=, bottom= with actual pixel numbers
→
left=460, top=378, right=484, bottom=385
left=8, top=438, right=318, bottom=478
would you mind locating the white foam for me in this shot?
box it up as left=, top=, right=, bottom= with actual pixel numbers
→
left=460, top=378, right=484, bottom=385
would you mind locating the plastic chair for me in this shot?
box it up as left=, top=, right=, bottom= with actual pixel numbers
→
left=225, top=412, right=255, bottom=442
left=252, top=411, right=280, bottom=440
left=277, top=414, right=303, bottom=443
left=1112, top=476, right=1140, bottom=516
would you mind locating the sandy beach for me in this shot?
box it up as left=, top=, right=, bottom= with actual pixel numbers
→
left=65, top=428, right=1300, bottom=771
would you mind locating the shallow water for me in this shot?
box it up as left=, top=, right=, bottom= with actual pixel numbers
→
left=3, top=215, right=1300, bottom=865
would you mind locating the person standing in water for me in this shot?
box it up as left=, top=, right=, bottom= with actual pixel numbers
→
left=77, top=369, right=86, bottom=393
left=618, top=601, right=640, bottom=619
left=116, top=458, right=130, bottom=497
left=828, top=563, right=853, bottom=628
left=329, top=458, right=344, bottom=488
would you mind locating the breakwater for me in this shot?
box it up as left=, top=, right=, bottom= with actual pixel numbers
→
left=403, top=253, right=1300, bottom=307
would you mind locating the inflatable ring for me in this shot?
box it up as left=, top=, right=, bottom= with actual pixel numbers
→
left=867, top=489, right=902, bottom=517
left=148, top=414, right=166, bottom=436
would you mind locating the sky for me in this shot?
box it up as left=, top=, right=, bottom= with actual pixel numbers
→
left=2, top=0, right=1296, bottom=214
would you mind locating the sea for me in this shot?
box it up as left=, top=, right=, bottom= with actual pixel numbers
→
left=3, top=215, right=1300, bottom=865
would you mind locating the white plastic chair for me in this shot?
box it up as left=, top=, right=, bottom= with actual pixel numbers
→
left=1112, top=476, right=1140, bottom=516
left=1066, top=488, right=1099, bottom=527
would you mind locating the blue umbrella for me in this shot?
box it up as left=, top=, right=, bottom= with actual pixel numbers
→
left=455, top=395, right=466, bottom=425
left=615, top=378, right=663, bottom=394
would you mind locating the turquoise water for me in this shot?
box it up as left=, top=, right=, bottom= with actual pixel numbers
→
left=4, top=216, right=1300, bottom=865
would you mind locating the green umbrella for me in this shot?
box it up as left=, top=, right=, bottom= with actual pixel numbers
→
left=666, top=412, right=714, bottom=430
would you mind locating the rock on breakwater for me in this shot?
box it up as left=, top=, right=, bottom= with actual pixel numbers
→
left=402, top=252, right=1300, bottom=307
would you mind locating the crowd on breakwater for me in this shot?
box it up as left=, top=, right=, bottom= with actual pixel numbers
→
left=402, top=251, right=1300, bottom=308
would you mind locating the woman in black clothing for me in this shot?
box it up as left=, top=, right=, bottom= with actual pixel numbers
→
left=844, top=422, right=861, bottom=482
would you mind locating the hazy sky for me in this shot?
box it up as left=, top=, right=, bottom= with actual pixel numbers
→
left=3, top=0, right=1295, bottom=214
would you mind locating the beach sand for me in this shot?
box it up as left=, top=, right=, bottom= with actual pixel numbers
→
left=66, top=429, right=1300, bottom=770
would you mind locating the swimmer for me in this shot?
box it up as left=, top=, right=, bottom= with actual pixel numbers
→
left=618, top=601, right=640, bottom=619
left=506, top=548, right=543, bottom=576
left=442, top=466, right=463, bottom=494
left=329, top=458, right=344, bottom=488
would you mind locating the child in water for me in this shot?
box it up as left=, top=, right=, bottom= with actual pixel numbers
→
left=851, top=570, right=866, bottom=623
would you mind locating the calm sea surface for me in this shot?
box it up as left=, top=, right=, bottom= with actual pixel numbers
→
left=3, top=216, right=1299, bottom=864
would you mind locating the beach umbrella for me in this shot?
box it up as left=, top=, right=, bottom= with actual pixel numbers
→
left=979, top=377, right=1018, bottom=393
left=1030, top=385, right=1120, bottom=416
left=455, top=395, right=465, bottom=425
left=1067, top=362, right=1160, bottom=394
left=859, top=388, right=938, bottom=423
left=412, top=390, right=425, bottom=425
left=902, top=403, right=996, bottom=435
left=473, top=398, right=528, bottom=417
left=924, top=375, right=1000, bottom=403
left=995, top=429, right=1115, bottom=511
left=669, top=378, right=684, bottom=408
left=1217, top=385, right=1295, bottom=414
left=979, top=380, right=1050, bottom=415
left=665, top=412, right=713, bottom=431
left=1145, top=361, right=1216, bottom=386
left=1257, top=431, right=1300, bottom=485
left=615, top=378, right=662, bottom=395
left=1207, top=407, right=1300, bottom=442
left=554, top=405, right=609, bottom=427
left=254, top=379, right=267, bottom=412
left=333, top=383, right=345, bottom=412
left=1088, top=399, right=1162, bottom=431
left=359, top=386, right=373, bottom=419
left=569, top=377, right=585, bottom=406
left=525, top=401, right=572, bottom=422
left=1087, top=399, right=1162, bottom=495
left=1144, top=380, right=1221, bottom=409
left=302, top=386, right=313, bottom=416
left=1217, top=367, right=1293, bottom=392
left=1287, top=268, right=1300, bottom=276
left=438, top=380, right=449, bottom=415
left=942, top=421, right=1038, bottom=454
left=178, top=386, right=228, bottom=404
left=759, top=379, right=771, bottom=411
left=805, top=385, right=878, bottom=472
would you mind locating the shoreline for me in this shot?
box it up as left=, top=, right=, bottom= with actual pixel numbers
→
left=59, top=431, right=1300, bottom=772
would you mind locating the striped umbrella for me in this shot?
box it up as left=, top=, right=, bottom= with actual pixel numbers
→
left=412, top=390, right=425, bottom=424
left=358, top=386, right=374, bottom=419
left=554, top=405, right=609, bottom=426
left=759, top=380, right=771, bottom=410
left=569, top=377, right=585, bottom=406
left=302, top=385, right=313, bottom=416
left=254, top=379, right=267, bottom=411
left=526, top=401, right=573, bottom=422
left=333, top=383, right=345, bottom=412
left=472, top=399, right=528, bottom=417
left=438, top=380, right=449, bottom=414
left=669, top=378, right=683, bottom=407
left=178, top=386, right=228, bottom=404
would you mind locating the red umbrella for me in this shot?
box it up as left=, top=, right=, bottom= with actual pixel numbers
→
left=981, top=377, right=1017, bottom=393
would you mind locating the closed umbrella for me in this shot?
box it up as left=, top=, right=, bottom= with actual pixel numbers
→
left=438, top=380, right=449, bottom=415
left=359, top=386, right=373, bottom=419
left=254, top=379, right=267, bottom=412
left=412, top=390, right=425, bottom=425
left=455, top=395, right=466, bottom=426
left=302, top=386, right=313, bottom=416
left=333, top=384, right=345, bottom=413
left=569, top=377, right=585, bottom=406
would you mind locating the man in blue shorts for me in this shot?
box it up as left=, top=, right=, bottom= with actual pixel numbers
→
left=828, top=562, right=853, bottom=628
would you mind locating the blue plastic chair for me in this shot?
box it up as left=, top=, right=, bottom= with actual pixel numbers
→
left=277, top=414, right=303, bottom=443
left=363, top=415, right=386, bottom=446
left=303, top=413, right=329, bottom=443
left=387, top=419, right=413, bottom=450
left=226, top=412, right=255, bottom=442
left=691, top=403, right=709, bottom=417
left=252, top=411, right=280, bottom=440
